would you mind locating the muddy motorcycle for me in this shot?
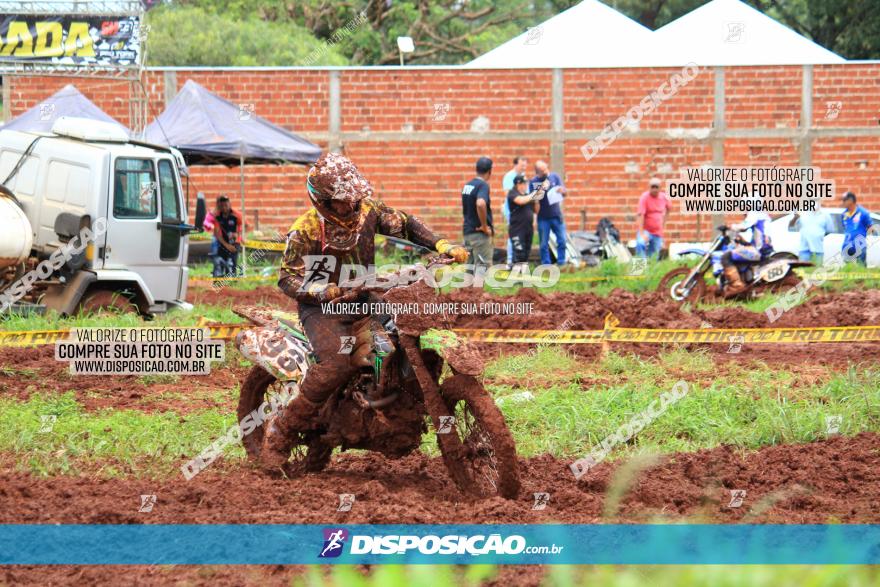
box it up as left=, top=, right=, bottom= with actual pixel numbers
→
left=232, top=260, right=521, bottom=499
left=658, top=225, right=810, bottom=303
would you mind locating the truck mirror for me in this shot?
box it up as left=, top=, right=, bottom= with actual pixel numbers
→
left=194, top=193, right=207, bottom=231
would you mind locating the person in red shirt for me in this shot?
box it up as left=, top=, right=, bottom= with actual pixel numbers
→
left=636, top=178, right=672, bottom=258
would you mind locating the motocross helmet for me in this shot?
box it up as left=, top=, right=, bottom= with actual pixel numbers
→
left=306, top=153, right=372, bottom=228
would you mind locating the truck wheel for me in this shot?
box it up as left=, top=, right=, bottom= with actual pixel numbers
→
left=78, top=289, right=138, bottom=315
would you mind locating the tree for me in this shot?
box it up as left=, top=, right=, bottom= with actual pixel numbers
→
left=145, top=4, right=348, bottom=66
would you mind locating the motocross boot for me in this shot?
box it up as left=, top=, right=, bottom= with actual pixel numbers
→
left=259, top=392, right=322, bottom=474
left=722, top=265, right=747, bottom=298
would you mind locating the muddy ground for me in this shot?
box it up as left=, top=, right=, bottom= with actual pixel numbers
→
left=2, top=288, right=879, bottom=585
left=3, top=432, right=878, bottom=525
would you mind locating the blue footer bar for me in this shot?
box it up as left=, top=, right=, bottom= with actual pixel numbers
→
left=1, top=524, right=878, bottom=565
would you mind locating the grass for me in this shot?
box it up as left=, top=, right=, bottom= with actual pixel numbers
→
left=290, top=565, right=880, bottom=587
left=0, top=303, right=242, bottom=331
left=3, top=348, right=878, bottom=477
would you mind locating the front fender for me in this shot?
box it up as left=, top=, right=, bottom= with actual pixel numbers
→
left=235, top=325, right=312, bottom=382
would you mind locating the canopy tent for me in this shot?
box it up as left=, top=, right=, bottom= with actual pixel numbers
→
left=650, top=0, right=844, bottom=66
left=468, top=0, right=653, bottom=68
left=2, top=84, right=129, bottom=133
left=143, top=79, right=321, bottom=273
left=468, top=0, right=844, bottom=68
left=142, top=79, right=321, bottom=165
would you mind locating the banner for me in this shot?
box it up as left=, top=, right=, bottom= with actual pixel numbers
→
left=1, top=524, right=878, bottom=564
left=0, top=15, right=142, bottom=66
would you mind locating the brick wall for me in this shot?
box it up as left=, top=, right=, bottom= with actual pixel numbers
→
left=6, top=64, right=880, bottom=244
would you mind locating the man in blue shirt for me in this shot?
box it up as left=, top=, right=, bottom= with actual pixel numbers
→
left=529, top=160, right=567, bottom=266
left=841, top=192, right=875, bottom=265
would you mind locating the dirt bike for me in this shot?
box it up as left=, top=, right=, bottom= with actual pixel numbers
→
left=658, top=225, right=810, bottom=304
left=232, top=258, right=521, bottom=499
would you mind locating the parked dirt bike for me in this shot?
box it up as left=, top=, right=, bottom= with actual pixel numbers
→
left=232, top=257, right=521, bottom=499
left=658, top=225, right=810, bottom=303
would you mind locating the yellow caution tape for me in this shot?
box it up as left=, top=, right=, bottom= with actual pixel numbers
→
left=243, top=240, right=286, bottom=251
left=188, top=274, right=273, bottom=285
left=6, top=313, right=880, bottom=348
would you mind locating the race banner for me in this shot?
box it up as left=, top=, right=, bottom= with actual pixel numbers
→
left=0, top=15, right=142, bottom=66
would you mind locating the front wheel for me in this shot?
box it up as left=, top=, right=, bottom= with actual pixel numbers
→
left=439, top=374, right=521, bottom=499
left=657, top=267, right=706, bottom=304
left=237, top=365, right=332, bottom=474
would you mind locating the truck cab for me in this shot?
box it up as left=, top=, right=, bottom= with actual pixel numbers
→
left=0, top=116, right=193, bottom=315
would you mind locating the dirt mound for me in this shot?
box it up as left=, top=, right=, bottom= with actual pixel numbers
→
left=2, top=433, right=877, bottom=526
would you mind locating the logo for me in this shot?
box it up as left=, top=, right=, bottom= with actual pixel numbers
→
left=39, top=103, right=56, bottom=121
left=138, top=494, right=157, bottom=513
left=319, top=528, right=349, bottom=558
left=38, top=414, right=57, bottom=433
left=301, top=256, right=338, bottom=291
left=338, top=336, right=355, bottom=355
left=337, top=494, right=355, bottom=512
left=727, top=334, right=744, bottom=354
left=825, top=415, right=842, bottom=435
left=724, top=22, right=745, bottom=43
left=825, top=101, right=842, bottom=120
left=728, top=489, right=746, bottom=508
left=524, top=26, right=543, bottom=46
left=532, top=492, right=550, bottom=510
left=238, top=103, right=255, bottom=121
left=436, top=415, right=456, bottom=434
left=629, top=257, right=648, bottom=276
left=432, top=103, right=450, bottom=122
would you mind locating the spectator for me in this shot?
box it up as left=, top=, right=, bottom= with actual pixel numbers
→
left=636, top=178, right=672, bottom=259
left=502, top=156, right=529, bottom=266
left=213, top=195, right=241, bottom=277
left=841, top=191, right=876, bottom=265
left=507, top=175, right=538, bottom=266
left=204, top=197, right=219, bottom=259
left=461, top=156, right=494, bottom=271
left=793, top=206, right=832, bottom=264
left=529, top=160, right=567, bottom=266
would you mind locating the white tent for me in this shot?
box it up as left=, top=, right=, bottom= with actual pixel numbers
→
left=650, top=0, right=844, bottom=66
left=468, top=0, right=653, bottom=68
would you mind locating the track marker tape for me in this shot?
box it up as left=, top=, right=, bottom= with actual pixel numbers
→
left=5, top=314, right=880, bottom=347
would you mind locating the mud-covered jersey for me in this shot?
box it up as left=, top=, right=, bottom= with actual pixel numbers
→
left=279, top=197, right=441, bottom=306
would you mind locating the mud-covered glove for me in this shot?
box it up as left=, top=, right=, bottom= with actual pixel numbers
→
left=305, top=282, right=342, bottom=302
left=435, top=239, right=469, bottom=263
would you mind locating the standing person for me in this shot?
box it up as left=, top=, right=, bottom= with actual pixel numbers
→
left=462, top=156, right=495, bottom=271
left=529, top=160, right=567, bottom=266
left=507, top=175, right=541, bottom=265
left=841, top=191, right=876, bottom=265
left=794, top=206, right=832, bottom=264
left=502, top=156, right=529, bottom=267
left=636, top=178, right=672, bottom=259
left=213, top=195, right=240, bottom=277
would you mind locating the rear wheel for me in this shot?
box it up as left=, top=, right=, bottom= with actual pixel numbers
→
left=658, top=267, right=706, bottom=304
left=237, top=365, right=332, bottom=473
left=78, top=288, right=138, bottom=315
left=439, top=374, right=520, bottom=499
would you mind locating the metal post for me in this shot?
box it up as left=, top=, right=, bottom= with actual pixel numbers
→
left=240, top=151, right=246, bottom=275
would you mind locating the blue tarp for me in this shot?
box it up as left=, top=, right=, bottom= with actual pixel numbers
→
left=142, top=79, right=321, bottom=166
left=2, top=84, right=128, bottom=134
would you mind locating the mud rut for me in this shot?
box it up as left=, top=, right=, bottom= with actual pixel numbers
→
left=2, top=288, right=879, bottom=585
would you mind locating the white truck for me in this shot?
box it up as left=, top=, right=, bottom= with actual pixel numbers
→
left=0, top=116, right=199, bottom=315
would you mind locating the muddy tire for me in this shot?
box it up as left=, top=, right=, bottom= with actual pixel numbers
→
left=237, top=365, right=332, bottom=474
left=658, top=267, right=706, bottom=304
left=439, top=374, right=520, bottom=499
left=78, top=289, right=138, bottom=315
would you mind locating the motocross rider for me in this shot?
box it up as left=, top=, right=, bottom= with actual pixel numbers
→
left=261, top=153, right=469, bottom=472
left=720, top=211, right=773, bottom=297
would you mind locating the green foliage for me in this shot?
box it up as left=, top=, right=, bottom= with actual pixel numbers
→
left=145, top=4, right=348, bottom=66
